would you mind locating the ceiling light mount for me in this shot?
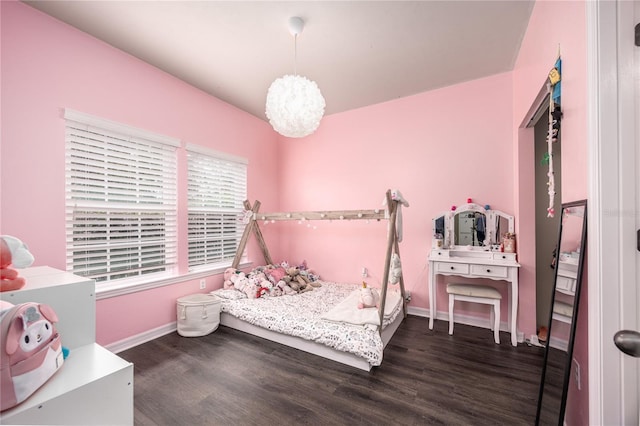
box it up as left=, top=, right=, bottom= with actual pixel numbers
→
left=288, top=16, right=304, bottom=37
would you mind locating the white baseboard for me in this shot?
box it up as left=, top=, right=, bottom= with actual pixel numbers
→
left=406, top=305, right=524, bottom=342
left=407, top=306, right=429, bottom=317
left=106, top=322, right=177, bottom=354
left=105, top=305, right=527, bottom=354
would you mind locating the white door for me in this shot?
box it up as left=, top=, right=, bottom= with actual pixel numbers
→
left=588, top=0, right=639, bottom=424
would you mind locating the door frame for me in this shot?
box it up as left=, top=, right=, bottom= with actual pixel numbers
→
left=587, top=0, right=638, bottom=424
left=531, top=100, right=561, bottom=338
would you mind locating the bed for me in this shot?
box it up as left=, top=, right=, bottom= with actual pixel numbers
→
left=220, top=190, right=409, bottom=371
left=212, top=281, right=405, bottom=371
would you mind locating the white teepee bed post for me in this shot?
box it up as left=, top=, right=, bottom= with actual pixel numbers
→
left=230, top=189, right=408, bottom=329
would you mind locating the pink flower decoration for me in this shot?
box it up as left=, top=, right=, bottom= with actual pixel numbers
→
left=451, top=205, right=456, bottom=211
left=467, top=198, right=472, bottom=203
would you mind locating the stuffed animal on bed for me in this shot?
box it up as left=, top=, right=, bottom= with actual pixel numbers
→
left=1, top=235, right=35, bottom=292
left=247, top=272, right=267, bottom=288
left=229, top=271, right=246, bottom=289
left=223, top=268, right=237, bottom=290
left=264, top=265, right=287, bottom=285
left=244, top=282, right=260, bottom=299
left=275, top=279, right=296, bottom=295
left=256, top=286, right=268, bottom=298
left=256, top=279, right=277, bottom=298
left=227, top=272, right=258, bottom=299
left=286, top=267, right=321, bottom=293
left=358, top=282, right=380, bottom=309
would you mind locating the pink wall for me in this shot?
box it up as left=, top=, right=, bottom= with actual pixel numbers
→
left=0, top=2, right=280, bottom=346
left=512, top=1, right=588, bottom=424
left=2, top=7, right=592, bottom=419
left=275, top=73, right=516, bottom=321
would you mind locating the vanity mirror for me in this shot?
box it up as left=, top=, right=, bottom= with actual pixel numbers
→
left=433, top=215, right=445, bottom=246
left=454, top=210, right=486, bottom=246
left=535, top=200, right=587, bottom=425
left=494, top=214, right=512, bottom=245
left=432, top=199, right=514, bottom=250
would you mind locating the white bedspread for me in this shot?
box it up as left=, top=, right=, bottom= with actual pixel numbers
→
left=212, top=281, right=403, bottom=366
left=320, top=288, right=402, bottom=327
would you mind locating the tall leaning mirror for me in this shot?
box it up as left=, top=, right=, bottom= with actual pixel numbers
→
left=535, top=200, right=587, bottom=425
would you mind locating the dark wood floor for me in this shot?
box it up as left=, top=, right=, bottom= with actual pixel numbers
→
left=119, top=315, right=545, bottom=425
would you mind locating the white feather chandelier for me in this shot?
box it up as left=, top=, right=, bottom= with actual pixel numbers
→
left=265, top=17, right=325, bottom=138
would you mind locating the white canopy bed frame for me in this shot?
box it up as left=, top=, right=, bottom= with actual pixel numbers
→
left=221, top=190, right=408, bottom=371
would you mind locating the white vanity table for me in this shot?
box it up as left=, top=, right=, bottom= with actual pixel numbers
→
left=428, top=201, right=521, bottom=346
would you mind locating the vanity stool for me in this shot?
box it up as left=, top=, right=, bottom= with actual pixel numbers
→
left=447, top=283, right=502, bottom=344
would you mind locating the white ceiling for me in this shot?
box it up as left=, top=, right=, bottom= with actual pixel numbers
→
left=23, top=1, right=534, bottom=121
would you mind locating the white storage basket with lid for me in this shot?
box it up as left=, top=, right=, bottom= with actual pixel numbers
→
left=176, top=293, right=221, bottom=337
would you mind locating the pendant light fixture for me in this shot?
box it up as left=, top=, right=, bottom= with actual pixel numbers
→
left=265, top=17, right=325, bottom=138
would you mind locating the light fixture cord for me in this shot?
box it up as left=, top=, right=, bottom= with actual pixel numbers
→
left=293, top=33, right=298, bottom=76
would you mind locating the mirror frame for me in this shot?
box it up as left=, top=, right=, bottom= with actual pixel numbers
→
left=432, top=202, right=515, bottom=249
left=535, top=199, right=588, bottom=425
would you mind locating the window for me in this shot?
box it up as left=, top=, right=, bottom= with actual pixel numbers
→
left=186, top=144, right=247, bottom=271
left=65, top=109, right=179, bottom=283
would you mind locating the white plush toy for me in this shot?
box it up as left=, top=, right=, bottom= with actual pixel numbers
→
left=388, top=253, right=402, bottom=285
left=275, top=280, right=296, bottom=296
left=382, top=189, right=410, bottom=242
left=358, top=282, right=380, bottom=310
left=230, top=272, right=258, bottom=298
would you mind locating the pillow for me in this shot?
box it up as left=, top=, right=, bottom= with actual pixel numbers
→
left=267, top=267, right=286, bottom=282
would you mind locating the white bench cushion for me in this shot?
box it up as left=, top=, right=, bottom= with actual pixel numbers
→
left=446, top=284, right=501, bottom=300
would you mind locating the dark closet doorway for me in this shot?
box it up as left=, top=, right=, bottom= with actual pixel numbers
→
left=533, top=103, right=561, bottom=342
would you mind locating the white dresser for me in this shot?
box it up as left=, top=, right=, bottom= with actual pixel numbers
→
left=0, top=266, right=133, bottom=425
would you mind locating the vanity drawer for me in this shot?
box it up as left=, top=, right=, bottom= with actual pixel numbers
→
left=429, top=249, right=450, bottom=259
left=435, top=262, right=470, bottom=274
left=556, top=276, right=576, bottom=294
left=470, top=264, right=508, bottom=278
left=493, top=252, right=517, bottom=262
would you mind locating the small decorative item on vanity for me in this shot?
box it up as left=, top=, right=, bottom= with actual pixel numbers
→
left=433, top=233, right=444, bottom=249
left=503, top=233, right=516, bottom=253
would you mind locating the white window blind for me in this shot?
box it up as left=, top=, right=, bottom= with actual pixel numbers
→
left=65, top=109, right=179, bottom=283
left=187, top=144, right=247, bottom=271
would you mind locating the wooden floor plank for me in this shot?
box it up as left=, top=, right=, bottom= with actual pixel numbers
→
left=120, top=315, right=544, bottom=425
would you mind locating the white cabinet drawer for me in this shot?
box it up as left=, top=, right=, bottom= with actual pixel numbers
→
left=470, top=264, right=508, bottom=278
left=435, top=262, right=470, bottom=274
